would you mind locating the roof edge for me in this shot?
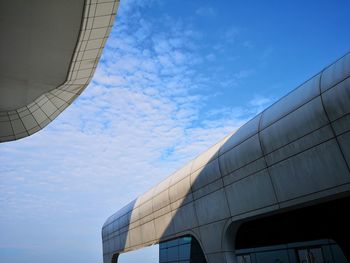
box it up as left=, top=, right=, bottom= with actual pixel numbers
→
left=0, top=0, right=120, bottom=143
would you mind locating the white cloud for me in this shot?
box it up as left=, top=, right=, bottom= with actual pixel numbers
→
left=218, top=69, right=255, bottom=88
left=243, top=40, right=254, bottom=49
left=249, top=95, right=275, bottom=114
left=0, top=1, right=270, bottom=262
left=195, top=6, right=216, bottom=17
left=223, top=26, right=241, bottom=43
left=206, top=53, right=216, bottom=61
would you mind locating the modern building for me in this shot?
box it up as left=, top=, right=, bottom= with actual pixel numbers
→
left=0, top=0, right=119, bottom=143
left=102, top=53, right=350, bottom=263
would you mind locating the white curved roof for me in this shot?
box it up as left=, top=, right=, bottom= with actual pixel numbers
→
left=0, top=0, right=120, bottom=142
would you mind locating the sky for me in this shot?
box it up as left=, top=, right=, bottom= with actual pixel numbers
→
left=1, top=0, right=350, bottom=262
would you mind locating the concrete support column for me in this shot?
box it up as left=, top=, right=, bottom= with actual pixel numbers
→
left=104, top=253, right=118, bottom=263
left=199, top=220, right=241, bottom=263
left=205, top=251, right=237, bottom=263
left=112, top=254, right=119, bottom=263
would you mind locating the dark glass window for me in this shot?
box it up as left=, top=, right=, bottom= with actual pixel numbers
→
left=237, top=254, right=251, bottom=263
left=159, top=235, right=206, bottom=263
left=256, top=249, right=289, bottom=263
left=297, top=247, right=324, bottom=263
left=160, top=248, right=167, bottom=262
left=168, top=245, right=179, bottom=262
left=236, top=239, right=348, bottom=263
left=179, top=244, right=191, bottom=261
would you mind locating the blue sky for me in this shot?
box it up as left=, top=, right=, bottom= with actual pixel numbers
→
left=1, top=0, right=350, bottom=262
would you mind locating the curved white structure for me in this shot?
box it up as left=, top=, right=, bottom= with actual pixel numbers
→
left=0, top=0, right=120, bottom=142
left=102, top=53, right=350, bottom=263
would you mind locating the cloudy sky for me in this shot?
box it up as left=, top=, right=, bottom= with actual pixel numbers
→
left=1, top=0, right=350, bottom=262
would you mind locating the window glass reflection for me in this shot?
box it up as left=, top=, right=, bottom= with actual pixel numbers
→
left=159, top=235, right=206, bottom=263
left=179, top=244, right=191, bottom=260
left=237, top=254, right=251, bottom=263
left=167, top=246, right=178, bottom=262
left=236, top=239, right=348, bottom=263
left=297, top=247, right=324, bottom=263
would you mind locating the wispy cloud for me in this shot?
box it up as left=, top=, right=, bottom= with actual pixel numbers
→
left=249, top=95, right=275, bottom=113
left=260, top=46, right=274, bottom=61
left=195, top=6, right=216, bottom=17
left=218, top=69, right=255, bottom=89
left=243, top=40, right=254, bottom=49
left=223, top=26, right=241, bottom=43
left=0, top=1, right=270, bottom=262
left=206, top=53, right=216, bottom=61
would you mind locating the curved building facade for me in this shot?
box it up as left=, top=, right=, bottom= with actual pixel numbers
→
left=102, top=53, right=350, bottom=263
left=0, top=0, right=119, bottom=142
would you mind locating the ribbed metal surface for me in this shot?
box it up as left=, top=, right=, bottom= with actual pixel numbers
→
left=102, top=53, right=350, bottom=263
